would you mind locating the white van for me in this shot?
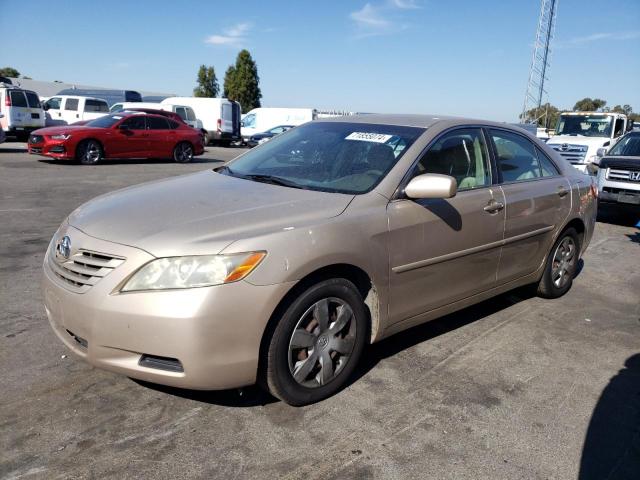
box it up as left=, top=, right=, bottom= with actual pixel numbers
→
left=161, top=97, right=241, bottom=145
left=43, top=95, right=109, bottom=126
left=0, top=84, right=45, bottom=139
left=111, top=102, right=202, bottom=130
left=241, top=108, right=316, bottom=141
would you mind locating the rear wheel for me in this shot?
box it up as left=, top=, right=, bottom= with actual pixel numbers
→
left=264, top=278, right=367, bottom=406
left=173, top=142, right=193, bottom=163
left=202, top=131, right=210, bottom=145
left=76, top=140, right=103, bottom=165
left=537, top=228, right=579, bottom=298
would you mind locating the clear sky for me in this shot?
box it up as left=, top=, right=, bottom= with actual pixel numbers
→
left=2, top=0, right=638, bottom=121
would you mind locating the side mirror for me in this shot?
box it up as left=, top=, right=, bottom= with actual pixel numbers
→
left=405, top=173, right=457, bottom=199
left=596, top=147, right=607, bottom=158
left=240, top=121, right=245, bottom=127
left=42, top=103, right=49, bottom=111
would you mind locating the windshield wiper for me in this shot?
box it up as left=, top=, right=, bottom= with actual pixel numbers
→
left=244, top=174, right=306, bottom=189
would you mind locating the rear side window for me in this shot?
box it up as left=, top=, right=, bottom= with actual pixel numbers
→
left=490, top=129, right=541, bottom=182
left=64, top=99, right=79, bottom=111
left=186, top=108, right=196, bottom=121
left=146, top=116, right=170, bottom=129
left=535, top=147, right=560, bottom=177
left=9, top=91, right=27, bottom=107
left=167, top=119, right=180, bottom=129
left=25, top=91, right=40, bottom=108
left=85, top=99, right=109, bottom=113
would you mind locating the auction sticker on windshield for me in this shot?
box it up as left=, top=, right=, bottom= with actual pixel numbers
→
left=345, top=132, right=393, bottom=143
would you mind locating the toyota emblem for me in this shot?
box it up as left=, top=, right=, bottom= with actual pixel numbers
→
left=56, top=235, right=71, bottom=260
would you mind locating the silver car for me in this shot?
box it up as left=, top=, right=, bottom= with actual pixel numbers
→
left=43, top=115, right=598, bottom=405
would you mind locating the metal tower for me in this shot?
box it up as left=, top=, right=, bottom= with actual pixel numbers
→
left=521, top=0, right=559, bottom=125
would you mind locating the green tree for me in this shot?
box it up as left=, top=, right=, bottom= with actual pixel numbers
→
left=520, top=102, right=560, bottom=128
left=223, top=50, right=261, bottom=112
left=573, top=97, right=607, bottom=112
left=0, top=67, right=20, bottom=78
left=611, top=104, right=633, bottom=116
left=193, top=65, right=219, bottom=98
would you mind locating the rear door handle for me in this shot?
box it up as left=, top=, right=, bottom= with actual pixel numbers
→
left=557, top=186, right=569, bottom=197
left=484, top=200, right=505, bottom=213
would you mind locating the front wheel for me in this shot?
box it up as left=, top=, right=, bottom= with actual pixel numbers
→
left=76, top=140, right=103, bottom=165
left=173, top=142, right=194, bottom=163
left=264, top=278, right=367, bottom=406
left=537, top=228, right=580, bottom=298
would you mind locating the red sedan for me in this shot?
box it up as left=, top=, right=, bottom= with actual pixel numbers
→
left=28, top=111, right=205, bottom=164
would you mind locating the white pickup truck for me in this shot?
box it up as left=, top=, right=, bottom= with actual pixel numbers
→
left=42, top=95, right=109, bottom=126
left=546, top=112, right=629, bottom=173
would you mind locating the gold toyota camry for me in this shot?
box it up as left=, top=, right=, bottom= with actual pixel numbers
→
left=43, top=115, right=598, bottom=405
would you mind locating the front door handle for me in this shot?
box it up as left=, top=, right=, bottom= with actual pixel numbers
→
left=484, top=200, right=505, bottom=213
left=557, top=186, right=569, bottom=197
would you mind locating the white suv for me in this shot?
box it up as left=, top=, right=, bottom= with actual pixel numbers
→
left=0, top=83, right=45, bottom=140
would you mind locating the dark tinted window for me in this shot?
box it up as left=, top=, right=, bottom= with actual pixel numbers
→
left=25, top=91, right=40, bottom=108
left=490, top=129, right=541, bottom=182
left=146, top=116, right=170, bottom=130
left=609, top=133, right=640, bottom=156
left=9, top=91, right=27, bottom=107
left=86, top=115, right=122, bottom=128
left=167, top=119, right=180, bottom=130
left=64, top=98, right=79, bottom=111
left=614, top=118, right=625, bottom=137
left=412, top=128, right=491, bottom=190
left=121, top=116, right=146, bottom=130
left=536, top=147, right=560, bottom=176
left=175, top=107, right=187, bottom=120
left=85, top=99, right=109, bottom=112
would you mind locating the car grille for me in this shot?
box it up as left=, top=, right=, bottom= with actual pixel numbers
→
left=549, top=144, right=588, bottom=164
left=30, top=135, right=43, bottom=144
left=48, top=249, right=125, bottom=293
left=607, top=167, right=640, bottom=183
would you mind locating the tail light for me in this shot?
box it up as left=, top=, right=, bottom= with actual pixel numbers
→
left=217, top=118, right=221, bottom=132
left=4, top=94, right=11, bottom=107
left=590, top=182, right=598, bottom=199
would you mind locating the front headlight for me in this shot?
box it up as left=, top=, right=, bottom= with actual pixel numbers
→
left=121, top=252, right=266, bottom=292
left=50, top=134, right=71, bottom=140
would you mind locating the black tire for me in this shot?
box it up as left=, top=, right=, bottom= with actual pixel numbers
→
left=537, top=227, right=580, bottom=299
left=202, top=131, right=210, bottom=145
left=265, top=278, right=368, bottom=406
left=173, top=142, right=194, bottom=163
left=76, top=139, right=103, bottom=165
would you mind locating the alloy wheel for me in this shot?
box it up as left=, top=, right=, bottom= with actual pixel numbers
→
left=175, top=143, right=193, bottom=163
left=551, top=236, right=576, bottom=288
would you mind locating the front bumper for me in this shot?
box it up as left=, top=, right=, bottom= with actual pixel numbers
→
left=43, top=225, right=294, bottom=390
left=28, top=137, right=74, bottom=159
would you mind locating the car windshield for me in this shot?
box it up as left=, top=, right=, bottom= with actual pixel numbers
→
left=85, top=114, right=124, bottom=128
left=608, top=133, right=640, bottom=156
left=222, top=122, right=424, bottom=194
left=555, top=115, right=613, bottom=137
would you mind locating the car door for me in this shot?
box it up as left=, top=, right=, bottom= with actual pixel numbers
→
left=44, top=97, right=64, bottom=126
left=108, top=115, right=148, bottom=157
left=62, top=98, right=80, bottom=125
left=145, top=116, right=173, bottom=157
left=488, top=128, right=572, bottom=284
left=387, top=127, right=506, bottom=324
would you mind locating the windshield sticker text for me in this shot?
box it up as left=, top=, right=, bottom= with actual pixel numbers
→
left=345, top=132, right=393, bottom=143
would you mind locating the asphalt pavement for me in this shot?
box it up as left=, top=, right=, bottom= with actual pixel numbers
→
left=1, top=142, right=639, bottom=480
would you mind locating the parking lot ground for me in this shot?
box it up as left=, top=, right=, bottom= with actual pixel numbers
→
left=1, top=142, right=639, bottom=480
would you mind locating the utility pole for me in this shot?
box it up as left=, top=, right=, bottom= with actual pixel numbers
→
left=521, top=0, right=559, bottom=125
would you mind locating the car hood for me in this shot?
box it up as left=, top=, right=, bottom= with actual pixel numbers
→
left=599, top=156, right=640, bottom=169
left=33, top=125, right=101, bottom=136
left=547, top=135, right=612, bottom=147
left=68, top=170, right=354, bottom=257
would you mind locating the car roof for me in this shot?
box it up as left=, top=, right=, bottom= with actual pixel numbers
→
left=315, top=113, right=520, bottom=130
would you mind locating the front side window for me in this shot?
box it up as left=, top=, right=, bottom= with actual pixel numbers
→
left=224, top=122, right=424, bottom=194
left=536, top=147, right=560, bottom=177
left=85, top=99, right=109, bottom=113
left=608, top=133, right=640, bottom=156
left=412, top=128, right=491, bottom=191
left=146, top=116, right=170, bottom=130
left=614, top=118, right=625, bottom=137
left=242, top=113, right=256, bottom=128
left=64, top=98, right=79, bottom=111
left=175, top=107, right=187, bottom=120
left=490, top=129, right=542, bottom=182
left=9, top=91, right=27, bottom=107
left=186, top=108, right=196, bottom=121
left=120, top=116, right=146, bottom=130
left=45, top=97, right=62, bottom=110
left=110, top=103, right=124, bottom=113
